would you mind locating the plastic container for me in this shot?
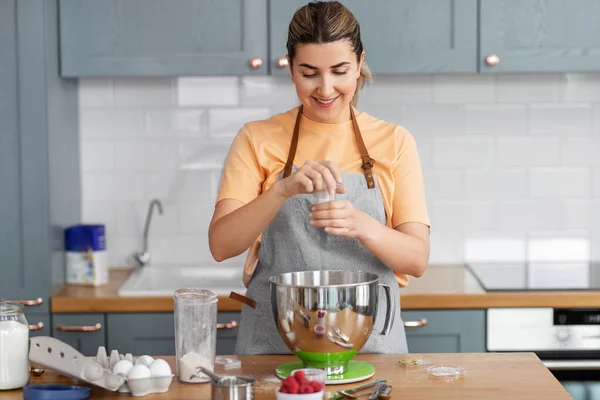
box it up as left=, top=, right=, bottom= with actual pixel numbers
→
left=174, top=288, right=218, bottom=383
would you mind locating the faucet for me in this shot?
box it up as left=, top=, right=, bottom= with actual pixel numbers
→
left=132, top=199, right=164, bottom=267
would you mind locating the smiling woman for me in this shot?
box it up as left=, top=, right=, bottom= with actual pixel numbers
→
left=208, top=1, right=431, bottom=356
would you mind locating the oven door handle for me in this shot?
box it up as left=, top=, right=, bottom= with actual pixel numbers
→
left=543, top=360, right=600, bottom=370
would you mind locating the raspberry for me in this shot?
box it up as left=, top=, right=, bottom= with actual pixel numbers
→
left=300, top=383, right=315, bottom=394
left=310, top=380, right=324, bottom=392
left=282, top=376, right=299, bottom=394
left=293, top=370, right=306, bottom=383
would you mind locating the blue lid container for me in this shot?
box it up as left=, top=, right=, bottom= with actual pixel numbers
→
left=23, top=385, right=92, bottom=400
left=65, top=224, right=106, bottom=252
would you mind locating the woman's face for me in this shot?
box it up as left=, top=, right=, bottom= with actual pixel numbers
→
left=290, top=40, right=363, bottom=124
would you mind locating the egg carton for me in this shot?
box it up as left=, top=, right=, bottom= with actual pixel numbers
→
left=92, top=346, right=173, bottom=397
left=29, top=336, right=125, bottom=391
left=28, top=337, right=173, bottom=397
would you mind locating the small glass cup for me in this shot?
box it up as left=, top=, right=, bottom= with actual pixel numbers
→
left=174, top=288, right=218, bottom=383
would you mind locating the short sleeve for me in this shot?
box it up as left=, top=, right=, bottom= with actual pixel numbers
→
left=215, top=125, right=265, bottom=205
left=391, top=129, right=430, bottom=228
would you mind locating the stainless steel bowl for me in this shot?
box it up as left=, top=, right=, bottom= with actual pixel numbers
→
left=269, top=270, right=395, bottom=375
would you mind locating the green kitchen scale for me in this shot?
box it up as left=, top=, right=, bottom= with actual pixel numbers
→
left=275, top=360, right=375, bottom=385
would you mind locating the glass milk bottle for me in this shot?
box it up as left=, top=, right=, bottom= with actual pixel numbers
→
left=174, top=289, right=217, bottom=383
left=0, top=301, right=30, bottom=390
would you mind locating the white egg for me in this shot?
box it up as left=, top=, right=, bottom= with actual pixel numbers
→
left=135, top=355, right=154, bottom=367
left=149, top=358, right=172, bottom=377
left=127, top=364, right=151, bottom=380
left=112, top=359, right=134, bottom=376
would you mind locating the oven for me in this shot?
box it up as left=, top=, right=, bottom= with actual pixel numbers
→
left=488, top=308, right=600, bottom=400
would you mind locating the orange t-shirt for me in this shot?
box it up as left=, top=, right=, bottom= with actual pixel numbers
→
left=216, top=107, right=430, bottom=287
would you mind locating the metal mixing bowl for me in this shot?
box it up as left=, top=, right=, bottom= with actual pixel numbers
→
left=269, top=270, right=395, bottom=375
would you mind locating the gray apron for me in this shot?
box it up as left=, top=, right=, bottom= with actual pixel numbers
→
left=235, top=107, right=408, bottom=355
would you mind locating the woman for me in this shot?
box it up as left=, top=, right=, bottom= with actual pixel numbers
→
left=209, top=1, right=430, bottom=355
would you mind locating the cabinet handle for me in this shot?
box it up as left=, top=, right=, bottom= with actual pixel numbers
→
left=276, top=56, right=289, bottom=68
left=216, top=321, right=238, bottom=330
left=29, top=322, right=44, bottom=331
left=249, top=57, right=263, bottom=69
left=485, top=54, right=500, bottom=67
left=56, top=323, right=102, bottom=332
left=404, top=319, right=427, bottom=328
left=14, top=298, right=43, bottom=306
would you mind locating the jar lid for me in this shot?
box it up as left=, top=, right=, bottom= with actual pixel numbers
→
left=23, top=385, right=91, bottom=400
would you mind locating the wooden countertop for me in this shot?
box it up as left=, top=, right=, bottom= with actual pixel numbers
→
left=51, top=265, right=600, bottom=313
left=12, top=353, right=569, bottom=399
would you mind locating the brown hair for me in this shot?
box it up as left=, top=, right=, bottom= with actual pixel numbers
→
left=287, top=1, right=372, bottom=106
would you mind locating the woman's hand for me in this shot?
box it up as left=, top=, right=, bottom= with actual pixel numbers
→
left=275, top=160, right=345, bottom=199
left=309, top=200, right=378, bottom=240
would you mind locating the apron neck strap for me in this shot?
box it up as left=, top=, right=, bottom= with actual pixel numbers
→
left=283, top=105, right=376, bottom=189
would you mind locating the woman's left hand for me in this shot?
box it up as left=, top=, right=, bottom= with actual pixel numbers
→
left=309, top=200, right=377, bottom=240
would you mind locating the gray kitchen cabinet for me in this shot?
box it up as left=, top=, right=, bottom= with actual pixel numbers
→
left=58, top=0, right=268, bottom=77
left=0, top=1, right=79, bottom=315
left=27, top=314, right=52, bottom=339
left=107, top=312, right=241, bottom=356
left=480, top=0, right=600, bottom=73
left=52, top=314, right=107, bottom=356
left=402, top=310, right=485, bottom=353
left=269, top=0, right=478, bottom=75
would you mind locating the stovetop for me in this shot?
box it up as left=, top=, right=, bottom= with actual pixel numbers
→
left=466, top=262, right=600, bottom=291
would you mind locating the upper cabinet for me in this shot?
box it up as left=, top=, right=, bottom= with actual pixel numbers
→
left=58, top=0, right=268, bottom=77
left=57, top=0, right=600, bottom=77
left=480, top=0, right=600, bottom=73
left=270, top=0, right=478, bottom=75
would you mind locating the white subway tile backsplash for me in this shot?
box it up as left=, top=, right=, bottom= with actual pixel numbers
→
left=401, top=104, right=465, bottom=136
left=595, top=169, right=600, bottom=198
left=361, top=75, right=433, bottom=104
left=80, top=141, right=115, bottom=171
left=145, top=109, right=207, bottom=137
left=114, top=141, right=179, bottom=170
left=78, top=73, right=600, bottom=266
left=176, top=77, right=239, bottom=106
left=530, top=104, right=592, bottom=135
left=78, top=79, right=113, bottom=108
left=433, top=75, right=495, bottom=104
left=82, top=171, right=146, bottom=202
left=433, top=137, right=494, bottom=167
left=560, top=138, right=600, bottom=166
left=562, top=200, right=597, bottom=230
left=433, top=201, right=496, bottom=233
left=423, top=170, right=465, bottom=198
left=465, top=104, right=527, bottom=136
left=240, top=76, right=297, bottom=107
left=560, top=74, right=600, bottom=102
left=209, top=108, right=271, bottom=138
left=495, top=74, right=562, bottom=103
left=113, top=78, right=174, bottom=107
left=496, top=137, right=560, bottom=167
left=179, top=201, right=212, bottom=234
left=80, top=109, right=144, bottom=140
left=465, top=169, right=528, bottom=199
left=530, top=168, right=591, bottom=197
left=115, top=202, right=179, bottom=236
left=496, top=200, right=563, bottom=230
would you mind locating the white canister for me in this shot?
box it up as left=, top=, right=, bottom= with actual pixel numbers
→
left=0, top=301, right=30, bottom=390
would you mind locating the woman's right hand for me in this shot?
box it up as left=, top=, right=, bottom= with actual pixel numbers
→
left=275, top=160, right=345, bottom=199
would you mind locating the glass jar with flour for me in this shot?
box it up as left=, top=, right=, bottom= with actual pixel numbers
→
left=174, top=288, right=217, bottom=383
left=0, top=301, right=30, bottom=390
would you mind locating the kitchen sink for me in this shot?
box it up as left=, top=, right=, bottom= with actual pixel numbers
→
left=118, top=265, right=246, bottom=296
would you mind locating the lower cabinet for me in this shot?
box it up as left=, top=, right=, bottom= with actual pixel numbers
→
left=27, top=313, right=51, bottom=339
left=106, top=312, right=241, bottom=356
left=402, top=310, right=485, bottom=353
left=52, top=313, right=107, bottom=356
